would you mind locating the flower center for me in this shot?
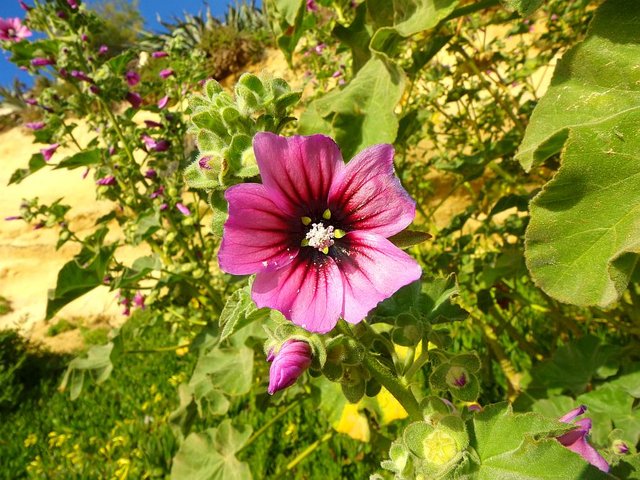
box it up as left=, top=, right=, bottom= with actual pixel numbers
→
left=305, top=222, right=335, bottom=252
left=8, top=28, right=16, bottom=37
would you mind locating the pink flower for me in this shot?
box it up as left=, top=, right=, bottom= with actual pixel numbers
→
left=126, top=91, right=142, bottom=108
left=133, top=291, right=145, bottom=308
left=268, top=340, right=312, bottom=394
left=0, top=17, right=32, bottom=42
left=31, top=57, right=55, bottom=67
left=25, top=121, right=45, bottom=130
left=98, top=44, right=108, bottom=55
left=314, top=43, right=326, bottom=55
left=150, top=185, right=164, bottom=199
left=144, top=120, right=162, bottom=128
left=159, top=68, right=174, bottom=79
left=125, top=70, right=140, bottom=86
left=40, top=143, right=59, bottom=161
left=219, top=133, right=421, bottom=333
left=70, top=70, right=93, bottom=83
left=96, top=175, right=116, bottom=186
left=142, top=134, right=169, bottom=152
left=306, top=0, right=318, bottom=12
left=557, top=406, right=609, bottom=473
left=67, top=0, right=78, bottom=9
left=176, top=202, right=190, bottom=216
left=157, top=95, right=169, bottom=109
left=152, top=51, right=168, bottom=58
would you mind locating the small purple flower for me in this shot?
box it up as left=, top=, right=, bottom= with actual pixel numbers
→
left=159, top=68, right=174, bottom=79
left=31, top=57, right=55, bottom=67
left=19, top=0, right=31, bottom=11
left=150, top=186, right=164, bottom=199
left=108, top=146, right=116, bottom=155
left=306, top=0, right=318, bottom=12
left=152, top=51, right=168, bottom=58
left=144, top=120, right=162, bottom=128
left=142, top=134, right=169, bottom=152
left=70, top=70, right=93, bottom=83
left=126, top=91, right=142, bottom=109
left=133, top=291, right=145, bottom=309
left=176, top=202, right=191, bottom=216
left=98, top=44, right=108, bottom=55
left=125, top=70, right=140, bottom=86
left=314, top=43, right=326, bottom=55
left=5, top=215, right=22, bottom=221
left=56, top=11, right=67, bottom=19
left=24, top=97, right=37, bottom=106
left=219, top=133, right=421, bottom=333
left=557, top=406, right=609, bottom=472
left=0, top=17, right=32, bottom=41
left=157, top=95, right=169, bottom=109
left=40, top=143, right=60, bottom=161
left=58, top=68, right=68, bottom=78
left=613, top=440, right=629, bottom=455
left=144, top=168, right=157, bottom=179
left=89, top=85, right=100, bottom=95
left=332, top=70, right=342, bottom=78
left=550, top=13, right=559, bottom=21
left=267, top=340, right=312, bottom=394
left=25, top=121, right=45, bottom=130
left=82, top=167, right=89, bottom=179
left=159, top=202, right=168, bottom=211
left=67, top=0, right=79, bottom=9
left=81, top=33, right=88, bottom=42
left=96, top=175, right=116, bottom=186
left=198, top=156, right=211, bottom=170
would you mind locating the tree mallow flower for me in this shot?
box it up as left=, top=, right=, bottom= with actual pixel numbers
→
left=268, top=340, right=312, bottom=394
left=157, top=95, right=169, bottom=109
left=219, top=133, right=421, bottom=333
left=176, top=202, right=191, bottom=216
left=125, top=70, right=140, bottom=86
left=159, top=68, right=174, bottom=79
left=40, top=143, right=59, bottom=161
left=0, top=17, right=31, bottom=42
left=557, top=405, right=609, bottom=472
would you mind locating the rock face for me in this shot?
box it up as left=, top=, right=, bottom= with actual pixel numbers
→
left=0, top=124, right=131, bottom=338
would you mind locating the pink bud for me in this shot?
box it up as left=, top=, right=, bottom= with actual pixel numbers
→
left=267, top=340, right=312, bottom=394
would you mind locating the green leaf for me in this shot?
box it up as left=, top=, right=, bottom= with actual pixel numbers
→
left=59, top=340, right=120, bottom=400
left=171, top=420, right=252, bottom=480
left=54, top=149, right=101, bottom=170
left=271, top=0, right=303, bottom=26
left=388, top=229, right=432, bottom=249
left=191, top=345, right=254, bottom=397
left=219, top=284, right=269, bottom=342
left=501, top=0, right=544, bottom=16
left=133, top=211, right=161, bottom=245
left=332, top=3, right=372, bottom=74
left=113, top=255, right=161, bottom=288
left=369, top=0, right=459, bottom=58
left=8, top=153, right=46, bottom=185
left=46, top=243, right=116, bottom=320
left=299, top=57, right=405, bottom=159
left=516, top=0, right=640, bottom=307
left=470, top=403, right=611, bottom=479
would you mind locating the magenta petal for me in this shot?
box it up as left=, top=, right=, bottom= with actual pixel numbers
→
left=219, top=183, right=299, bottom=275
left=253, top=132, right=344, bottom=215
left=252, top=256, right=343, bottom=333
left=328, top=144, right=415, bottom=237
left=338, top=231, right=422, bottom=324
left=559, top=405, right=587, bottom=423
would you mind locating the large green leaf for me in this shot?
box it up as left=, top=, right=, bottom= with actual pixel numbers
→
left=218, top=284, right=270, bottom=342
left=369, top=0, right=458, bottom=57
left=469, top=403, right=612, bottom=479
left=171, top=420, right=252, bottom=480
left=54, top=149, right=102, bottom=170
left=299, top=57, right=405, bottom=159
left=516, top=0, right=640, bottom=307
left=501, top=0, right=544, bottom=16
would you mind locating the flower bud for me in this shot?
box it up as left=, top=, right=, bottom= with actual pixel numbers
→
left=267, top=340, right=312, bottom=395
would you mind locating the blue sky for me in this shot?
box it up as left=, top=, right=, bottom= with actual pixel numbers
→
left=0, top=0, right=253, bottom=88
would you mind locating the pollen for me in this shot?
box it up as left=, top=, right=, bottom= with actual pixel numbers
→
left=304, top=222, right=335, bottom=253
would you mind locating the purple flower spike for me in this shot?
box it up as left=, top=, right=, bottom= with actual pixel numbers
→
left=40, top=143, right=60, bottom=161
left=159, top=68, right=174, bottom=79
left=31, top=57, right=55, bottom=67
left=96, top=175, right=116, bottom=186
left=126, top=91, right=142, bottom=109
left=557, top=406, right=609, bottom=472
left=152, top=51, right=168, bottom=58
left=125, top=70, right=140, bottom=86
left=176, top=202, right=191, bottom=216
left=25, top=121, right=45, bottom=130
left=0, top=17, right=32, bottom=41
left=218, top=133, right=421, bottom=333
left=133, top=291, right=145, bottom=309
left=268, top=340, right=312, bottom=394
left=70, top=70, right=93, bottom=83
left=98, top=44, right=108, bottom=55
left=157, top=95, right=169, bottom=109
left=144, top=120, right=162, bottom=128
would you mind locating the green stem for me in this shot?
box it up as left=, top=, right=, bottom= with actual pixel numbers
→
left=125, top=343, right=190, bottom=354
left=403, top=348, right=430, bottom=380
left=443, top=0, right=500, bottom=22
left=239, top=398, right=302, bottom=453
left=273, top=431, right=334, bottom=479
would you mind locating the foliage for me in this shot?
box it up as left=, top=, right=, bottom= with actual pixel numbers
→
left=2, top=0, right=640, bottom=478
